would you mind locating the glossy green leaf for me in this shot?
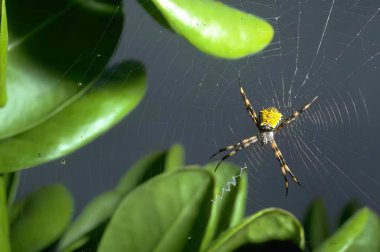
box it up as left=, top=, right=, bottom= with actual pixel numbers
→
left=0, top=60, right=146, bottom=173
left=201, top=162, right=247, bottom=250
left=0, top=176, right=10, bottom=252
left=338, top=200, right=361, bottom=226
left=2, top=0, right=123, bottom=139
left=3, top=172, right=20, bottom=209
left=0, top=0, right=7, bottom=106
left=152, top=0, right=274, bottom=59
left=10, top=184, right=74, bottom=252
left=207, top=208, right=305, bottom=252
left=58, top=144, right=185, bottom=251
left=98, top=169, right=214, bottom=252
left=316, top=208, right=380, bottom=252
left=304, top=198, right=329, bottom=251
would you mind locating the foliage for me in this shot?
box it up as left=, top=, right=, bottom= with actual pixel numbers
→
left=149, top=0, right=274, bottom=59
left=0, top=0, right=148, bottom=173
left=1, top=1, right=378, bottom=252
left=0, top=145, right=378, bottom=251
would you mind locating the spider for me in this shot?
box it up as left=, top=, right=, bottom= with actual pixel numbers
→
left=210, top=82, right=318, bottom=195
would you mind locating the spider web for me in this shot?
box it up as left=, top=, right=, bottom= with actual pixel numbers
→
left=18, top=0, right=380, bottom=228
left=116, top=0, right=380, bottom=220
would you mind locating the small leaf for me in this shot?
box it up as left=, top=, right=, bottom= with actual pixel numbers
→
left=10, top=184, right=74, bottom=252
left=0, top=0, right=7, bottom=106
left=338, top=200, right=361, bottom=226
left=152, top=0, right=274, bottom=59
left=316, top=208, right=380, bottom=252
left=304, top=198, right=329, bottom=251
left=58, top=144, right=184, bottom=251
left=163, top=143, right=185, bottom=171
left=0, top=61, right=147, bottom=173
left=115, top=144, right=184, bottom=193
left=98, top=169, right=214, bottom=252
left=207, top=208, right=305, bottom=252
left=201, top=162, right=247, bottom=250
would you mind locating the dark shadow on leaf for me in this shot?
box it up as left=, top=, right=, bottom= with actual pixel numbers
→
left=7, top=0, right=123, bottom=83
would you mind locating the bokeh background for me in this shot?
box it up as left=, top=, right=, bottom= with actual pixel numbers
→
left=18, top=0, right=380, bottom=223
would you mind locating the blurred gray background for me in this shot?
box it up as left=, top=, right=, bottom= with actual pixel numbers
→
left=19, top=0, right=380, bottom=223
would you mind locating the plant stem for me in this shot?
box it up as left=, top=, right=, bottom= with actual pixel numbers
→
left=0, top=175, right=10, bottom=252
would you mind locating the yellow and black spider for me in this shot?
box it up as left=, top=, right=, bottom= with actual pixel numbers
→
left=210, top=81, right=318, bottom=195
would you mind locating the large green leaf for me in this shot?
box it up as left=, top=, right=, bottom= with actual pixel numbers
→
left=0, top=0, right=7, bottom=106
left=0, top=176, right=10, bottom=252
left=58, top=144, right=185, bottom=251
left=2, top=0, right=123, bottom=139
left=151, top=0, right=274, bottom=59
left=304, top=198, right=329, bottom=251
left=207, top=208, right=305, bottom=252
left=201, top=162, right=247, bottom=250
left=316, top=208, right=380, bottom=252
left=0, top=60, right=146, bottom=173
left=10, top=184, right=74, bottom=252
left=98, top=169, right=214, bottom=252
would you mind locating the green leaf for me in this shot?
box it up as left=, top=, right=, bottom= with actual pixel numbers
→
left=0, top=60, right=146, bottom=173
left=0, top=176, right=10, bottom=252
left=58, top=144, right=184, bottom=251
left=201, top=162, right=247, bottom=250
left=0, top=0, right=7, bottom=106
left=304, top=198, right=329, bottom=251
left=151, top=0, right=274, bottom=59
left=316, top=208, right=380, bottom=252
left=3, top=172, right=20, bottom=209
left=98, top=169, right=214, bottom=252
left=10, top=184, right=74, bottom=252
left=2, top=0, right=123, bottom=139
left=338, top=200, right=361, bottom=226
left=207, top=208, right=305, bottom=252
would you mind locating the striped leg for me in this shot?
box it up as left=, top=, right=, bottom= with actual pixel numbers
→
left=212, top=136, right=258, bottom=172
left=270, top=140, right=301, bottom=195
left=210, top=136, right=257, bottom=159
left=239, top=81, right=259, bottom=127
left=276, top=96, right=318, bottom=131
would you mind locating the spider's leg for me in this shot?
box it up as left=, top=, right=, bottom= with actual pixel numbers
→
left=270, top=140, right=301, bottom=195
left=213, top=136, right=258, bottom=172
left=276, top=96, right=318, bottom=131
left=280, top=164, right=289, bottom=196
left=239, top=80, right=259, bottom=128
left=209, top=136, right=257, bottom=159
